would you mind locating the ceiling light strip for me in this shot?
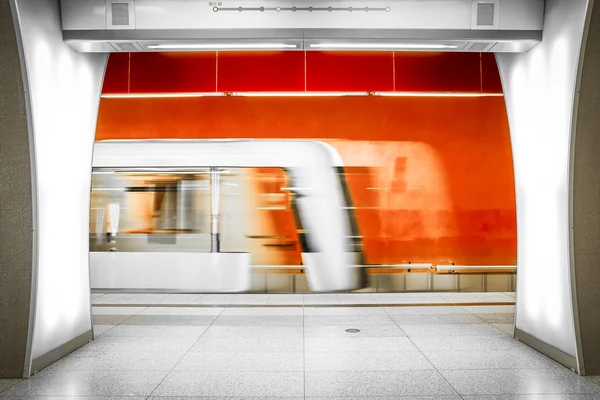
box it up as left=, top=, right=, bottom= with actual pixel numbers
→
left=232, top=92, right=368, bottom=97
left=147, top=43, right=299, bottom=50
left=377, top=92, right=504, bottom=97
left=101, top=92, right=504, bottom=99
left=101, top=92, right=226, bottom=98
left=309, top=43, right=459, bottom=50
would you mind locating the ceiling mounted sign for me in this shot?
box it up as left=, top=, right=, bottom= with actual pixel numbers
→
left=209, top=3, right=391, bottom=12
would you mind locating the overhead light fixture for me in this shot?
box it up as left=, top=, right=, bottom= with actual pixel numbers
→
left=309, top=43, right=459, bottom=50
left=101, top=92, right=226, bottom=99
left=100, top=91, right=504, bottom=99
left=147, top=43, right=299, bottom=50
left=375, top=92, right=503, bottom=97
left=231, top=92, right=368, bottom=97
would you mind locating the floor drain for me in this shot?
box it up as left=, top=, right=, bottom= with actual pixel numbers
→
left=345, top=328, right=360, bottom=333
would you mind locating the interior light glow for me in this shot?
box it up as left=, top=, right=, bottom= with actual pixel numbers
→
left=376, top=92, right=504, bottom=97
left=232, top=92, right=368, bottom=97
left=101, top=92, right=225, bottom=99
left=101, top=92, right=504, bottom=98
left=309, top=43, right=459, bottom=50
left=147, top=43, right=298, bottom=50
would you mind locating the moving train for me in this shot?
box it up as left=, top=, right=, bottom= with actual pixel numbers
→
left=89, top=139, right=367, bottom=293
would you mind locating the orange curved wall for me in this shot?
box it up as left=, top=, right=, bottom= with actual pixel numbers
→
left=96, top=52, right=517, bottom=266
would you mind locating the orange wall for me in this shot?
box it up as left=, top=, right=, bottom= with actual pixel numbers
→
left=96, top=95, right=517, bottom=266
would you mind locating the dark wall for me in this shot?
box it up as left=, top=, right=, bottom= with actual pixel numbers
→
left=573, top=0, right=600, bottom=376
left=0, top=0, right=34, bottom=378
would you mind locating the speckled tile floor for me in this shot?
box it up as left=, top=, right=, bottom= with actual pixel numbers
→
left=2, top=295, right=600, bottom=399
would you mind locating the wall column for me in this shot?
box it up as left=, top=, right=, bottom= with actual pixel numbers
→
left=497, top=0, right=599, bottom=374
left=0, top=0, right=34, bottom=379
left=2, top=0, right=108, bottom=377
left=572, top=0, right=600, bottom=376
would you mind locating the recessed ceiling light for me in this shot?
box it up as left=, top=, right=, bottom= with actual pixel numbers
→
left=309, top=43, right=459, bottom=50
left=147, top=43, right=298, bottom=50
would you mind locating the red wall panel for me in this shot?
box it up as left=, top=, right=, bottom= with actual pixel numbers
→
left=394, top=52, right=482, bottom=92
left=481, top=53, right=503, bottom=93
left=101, top=51, right=504, bottom=94
left=102, top=53, right=129, bottom=94
left=129, top=52, right=217, bottom=93
left=217, top=51, right=305, bottom=92
left=306, top=51, right=394, bottom=91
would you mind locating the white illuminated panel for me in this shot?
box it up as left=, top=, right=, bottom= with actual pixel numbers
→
left=12, top=0, right=107, bottom=371
left=496, top=0, right=590, bottom=362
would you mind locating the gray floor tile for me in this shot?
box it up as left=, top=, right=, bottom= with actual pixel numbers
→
left=202, top=325, right=303, bottom=339
left=128, top=294, right=170, bottom=303
left=138, top=307, right=223, bottom=315
left=305, top=337, right=419, bottom=352
left=1, top=397, right=147, bottom=400
left=424, top=350, right=564, bottom=370
left=391, top=314, right=486, bottom=325
left=384, top=306, right=468, bottom=315
left=266, top=295, right=304, bottom=305
left=305, top=370, right=458, bottom=397
left=337, top=294, right=378, bottom=304
left=82, top=336, right=198, bottom=353
left=304, top=397, right=462, bottom=400
left=101, top=325, right=207, bottom=338
left=493, top=323, right=516, bottom=335
left=150, top=397, right=304, bottom=400
left=411, top=335, right=524, bottom=351
left=587, top=375, right=600, bottom=385
left=304, top=325, right=406, bottom=338
left=92, top=316, right=132, bottom=325
left=1, top=370, right=167, bottom=397
left=304, top=307, right=386, bottom=316
left=440, top=369, right=600, bottom=395
left=304, top=315, right=395, bottom=326
left=93, top=325, right=115, bottom=337
left=220, top=307, right=303, bottom=316
left=0, top=380, right=20, bottom=394
left=303, top=294, right=341, bottom=305
left=474, top=313, right=516, bottom=323
left=212, top=315, right=303, bottom=326
left=152, top=371, right=304, bottom=397
left=45, top=351, right=184, bottom=371
left=155, top=294, right=203, bottom=304
left=91, top=294, right=135, bottom=304
left=122, top=315, right=216, bottom=326
left=194, top=294, right=235, bottom=304
left=92, top=307, right=147, bottom=315
left=174, top=352, right=303, bottom=371
left=461, top=395, right=600, bottom=399
left=191, top=336, right=304, bottom=353
left=230, top=295, right=270, bottom=305
left=305, top=351, right=434, bottom=371
left=461, top=306, right=515, bottom=314
left=399, top=323, right=506, bottom=337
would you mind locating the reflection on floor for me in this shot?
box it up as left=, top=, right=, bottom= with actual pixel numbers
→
left=2, top=294, right=600, bottom=399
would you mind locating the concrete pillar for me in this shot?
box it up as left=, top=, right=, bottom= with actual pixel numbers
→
left=0, top=0, right=34, bottom=379
left=1, top=0, right=107, bottom=377
left=572, top=0, right=600, bottom=376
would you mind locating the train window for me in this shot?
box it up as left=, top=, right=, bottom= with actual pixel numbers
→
left=89, top=167, right=302, bottom=265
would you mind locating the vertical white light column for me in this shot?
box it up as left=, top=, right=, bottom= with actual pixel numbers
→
left=11, top=0, right=107, bottom=374
left=496, top=0, right=591, bottom=370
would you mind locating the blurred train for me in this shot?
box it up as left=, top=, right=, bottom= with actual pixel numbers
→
left=89, top=139, right=367, bottom=293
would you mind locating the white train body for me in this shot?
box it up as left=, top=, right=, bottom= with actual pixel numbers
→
left=90, top=139, right=364, bottom=293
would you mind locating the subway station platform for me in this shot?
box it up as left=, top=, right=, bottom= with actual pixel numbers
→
left=1, top=293, right=600, bottom=398
left=90, top=292, right=518, bottom=307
